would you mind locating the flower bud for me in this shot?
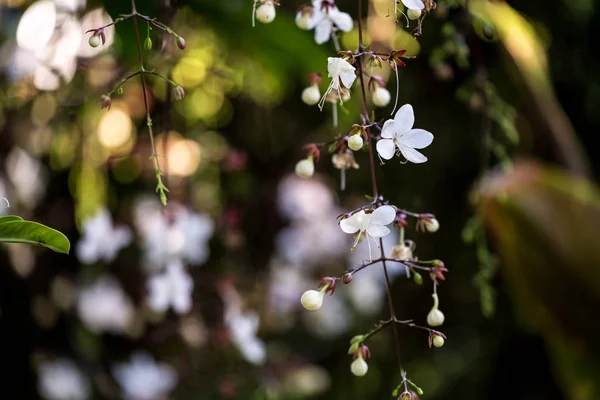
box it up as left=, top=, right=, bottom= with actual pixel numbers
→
left=295, top=11, right=312, bottom=30
left=350, top=356, right=368, bottom=377
left=256, top=2, right=276, bottom=24
left=413, top=272, right=423, bottom=285
left=342, top=273, right=353, bottom=284
left=407, top=9, right=422, bottom=20
left=427, top=293, right=445, bottom=327
left=144, top=37, right=153, bottom=50
left=432, top=334, right=445, bottom=348
left=302, top=85, right=321, bottom=105
left=177, top=36, right=186, bottom=50
left=172, top=85, right=185, bottom=101
left=348, top=135, right=364, bottom=151
left=295, top=157, right=314, bottom=178
left=117, top=86, right=124, bottom=95
left=88, top=34, right=101, bottom=48
left=424, top=218, right=439, bottom=232
left=99, top=94, right=111, bottom=110
left=300, top=289, right=324, bottom=311
left=391, top=244, right=413, bottom=260
left=372, top=86, right=391, bottom=107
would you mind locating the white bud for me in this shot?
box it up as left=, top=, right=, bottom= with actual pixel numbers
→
left=433, top=335, right=445, bottom=348
left=425, top=218, right=440, bottom=232
left=295, top=12, right=312, bottom=30
left=427, top=293, right=445, bottom=326
left=348, top=135, right=364, bottom=151
left=350, top=356, right=368, bottom=377
left=427, top=309, right=445, bottom=327
left=407, top=9, right=422, bottom=20
left=302, top=85, right=321, bottom=106
left=372, top=86, right=391, bottom=107
left=88, top=35, right=101, bottom=48
left=295, top=158, right=314, bottom=178
left=301, top=289, right=324, bottom=311
left=256, top=2, right=276, bottom=24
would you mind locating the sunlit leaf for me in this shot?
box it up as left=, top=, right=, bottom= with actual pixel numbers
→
left=0, top=216, right=24, bottom=224
left=0, top=220, right=70, bottom=254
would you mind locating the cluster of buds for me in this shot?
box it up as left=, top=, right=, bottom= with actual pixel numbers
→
left=86, top=28, right=106, bottom=48
left=300, top=277, right=336, bottom=311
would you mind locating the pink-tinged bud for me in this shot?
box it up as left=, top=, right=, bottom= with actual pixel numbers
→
left=177, top=36, right=186, bottom=50
left=99, top=94, right=111, bottom=110
left=342, top=273, right=353, bottom=284
left=172, top=85, right=185, bottom=101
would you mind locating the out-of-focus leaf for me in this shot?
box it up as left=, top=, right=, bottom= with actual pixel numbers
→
left=0, top=220, right=70, bottom=254
left=0, top=216, right=24, bottom=224
left=478, top=161, right=600, bottom=400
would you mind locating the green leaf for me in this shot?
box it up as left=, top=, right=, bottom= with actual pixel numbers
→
left=0, top=220, right=70, bottom=254
left=478, top=161, right=600, bottom=400
left=0, top=216, right=24, bottom=224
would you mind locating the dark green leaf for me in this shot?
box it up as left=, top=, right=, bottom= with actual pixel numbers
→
left=0, top=220, right=70, bottom=254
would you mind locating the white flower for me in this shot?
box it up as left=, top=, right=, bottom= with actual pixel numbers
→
left=310, top=0, right=353, bottom=45
left=319, top=57, right=356, bottom=110
left=376, top=104, right=434, bottom=163
left=402, top=0, right=425, bottom=11
left=38, top=359, right=90, bottom=400
left=113, top=353, right=177, bottom=400
left=76, top=208, right=132, bottom=264
left=350, top=356, right=368, bottom=377
left=135, top=199, right=214, bottom=270
left=340, top=205, right=396, bottom=259
left=226, top=310, right=266, bottom=365
left=77, top=276, right=134, bottom=334
left=147, top=259, right=194, bottom=314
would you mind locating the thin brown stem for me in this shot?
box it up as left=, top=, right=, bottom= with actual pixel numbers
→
left=357, top=0, right=403, bottom=375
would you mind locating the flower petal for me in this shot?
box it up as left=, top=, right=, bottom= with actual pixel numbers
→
left=330, top=10, right=353, bottom=32
left=399, top=145, right=428, bottom=163
left=340, top=217, right=360, bottom=234
left=340, top=71, right=356, bottom=89
left=370, top=205, right=396, bottom=226
left=380, top=119, right=396, bottom=139
left=367, top=224, right=390, bottom=238
left=399, top=129, right=433, bottom=149
left=401, top=0, right=425, bottom=10
left=376, top=138, right=396, bottom=160
left=394, top=104, right=415, bottom=134
left=314, top=19, right=332, bottom=44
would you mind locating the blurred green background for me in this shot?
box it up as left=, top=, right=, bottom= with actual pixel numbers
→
left=1, top=0, right=600, bottom=399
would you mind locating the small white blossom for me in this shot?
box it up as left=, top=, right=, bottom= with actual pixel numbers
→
left=226, top=310, right=266, bottom=365
left=77, top=276, right=134, bottom=334
left=113, top=353, right=177, bottom=400
left=340, top=205, right=396, bottom=259
left=147, top=259, right=194, bottom=314
left=310, top=0, right=353, bottom=45
left=319, top=57, right=356, bottom=110
left=38, top=359, right=90, bottom=400
left=76, top=208, right=132, bottom=264
left=376, top=104, right=434, bottom=163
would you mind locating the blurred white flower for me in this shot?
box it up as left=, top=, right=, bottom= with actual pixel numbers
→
left=76, top=208, right=132, bottom=264
left=147, top=259, right=194, bottom=314
left=135, top=199, right=214, bottom=271
left=113, top=353, right=177, bottom=400
left=268, top=264, right=312, bottom=314
left=5, top=148, right=47, bottom=209
left=77, top=8, right=115, bottom=58
left=77, top=277, right=135, bottom=334
left=309, top=0, right=353, bottom=45
left=302, top=294, right=350, bottom=338
left=37, top=359, right=90, bottom=400
left=0, top=179, right=8, bottom=215
left=54, top=0, right=87, bottom=12
left=277, top=176, right=334, bottom=221
left=376, top=104, right=434, bottom=163
left=221, top=282, right=266, bottom=365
